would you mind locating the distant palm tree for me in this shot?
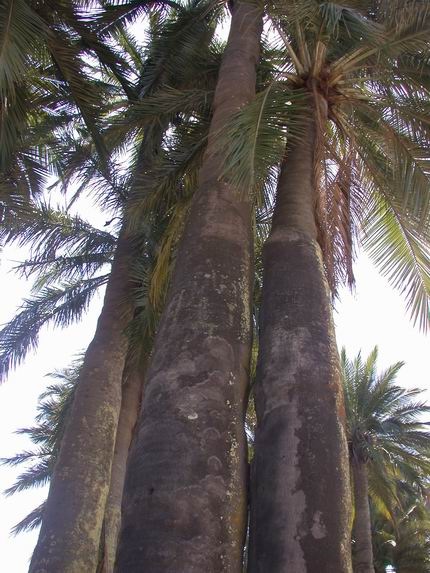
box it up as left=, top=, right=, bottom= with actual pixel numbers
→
left=372, top=484, right=430, bottom=573
left=341, top=347, right=430, bottom=573
left=1, top=360, right=79, bottom=534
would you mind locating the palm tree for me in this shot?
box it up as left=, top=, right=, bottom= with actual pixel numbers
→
left=215, top=3, right=430, bottom=569
left=1, top=360, right=80, bottom=534
left=115, top=1, right=264, bottom=570
left=2, top=4, right=228, bottom=569
left=380, top=511, right=430, bottom=573
left=2, top=354, right=142, bottom=573
left=372, top=490, right=430, bottom=573
left=341, top=347, right=430, bottom=573
left=1, top=196, right=169, bottom=570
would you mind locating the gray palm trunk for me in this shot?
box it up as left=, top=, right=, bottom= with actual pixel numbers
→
left=249, top=117, right=352, bottom=572
left=100, top=369, right=144, bottom=573
left=29, top=230, right=134, bottom=573
left=29, top=114, right=164, bottom=572
left=115, top=2, right=263, bottom=570
left=352, top=459, right=375, bottom=573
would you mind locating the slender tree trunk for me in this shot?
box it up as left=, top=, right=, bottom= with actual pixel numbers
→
left=100, top=369, right=144, bottom=573
left=30, top=231, right=134, bottom=573
left=249, top=118, right=352, bottom=572
left=352, top=460, right=374, bottom=573
left=115, top=3, right=262, bottom=571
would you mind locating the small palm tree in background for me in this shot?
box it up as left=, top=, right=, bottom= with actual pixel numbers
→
left=341, top=347, right=430, bottom=573
left=1, top=360, right=79, bottom=534
left=372, top=481, right=430, bottom=573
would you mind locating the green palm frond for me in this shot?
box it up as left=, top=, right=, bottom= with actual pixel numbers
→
left=92, top=0, right=183, bottom=38
left=137, top=0, right=221, bottom=97
left=15, top=252, right=112, bottom=286
left=117, top=87, right=214, bottom=127
left=0, top=83, right=36, bottom=171
left=219, top=83, right=309, bottom=196
left=1, top=359, right=79, bottom=533
left=0, top=0, right=47, bottom=99
left=3, top=458, right=51, bottom=496
left=1, top=204, right=116, bottom=257
left=0, top=0, right=128, bottom=174
left=372, top=494, right=430, bottom=573
left=10, top=502, right=46, bottom=535
left=342, top=347, right=430, bottom=519
left=0, top=275, right=108, bottom=381
left=127, top=116, right=209, bottom=226
left=362, top=192, right=430, bottom=331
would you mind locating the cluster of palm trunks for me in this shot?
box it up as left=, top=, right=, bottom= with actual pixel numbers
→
left=2, top=1, right=430, bottom=572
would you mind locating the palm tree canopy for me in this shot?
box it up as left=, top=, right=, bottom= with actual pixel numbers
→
left=220, top=0, right=430, bottom=329
left=0, top=0, right=225, bottom=382
left=341, top=346, right=430, bottom=513
left=372, top=487, right=430, bottom=573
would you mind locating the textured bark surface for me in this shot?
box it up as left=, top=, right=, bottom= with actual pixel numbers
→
left=101, top=370, right=144, bottom=573
left=115, top=3, right=262, bottom=572
left=249, top=120, right=352, bottom=572
left=352, top=460, right=375, bottom=573
left=30, top=232, right=134, bottom=573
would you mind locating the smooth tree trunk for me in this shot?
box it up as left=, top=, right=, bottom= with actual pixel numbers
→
left=100, top=369, right=144, bottom=573
left=352, top=460, right=375, bottom=573
left=115, top=2, right=262, bottom=571
left=30, top=232, right=134, bottom=573
left=249, top=117, right=352, bottom=572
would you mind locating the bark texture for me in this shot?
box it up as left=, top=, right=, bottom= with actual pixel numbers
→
left=101, top=370, right=144, bottom=573
left=30, top=232, right=134, bottom=573
left=115, top=3, right=262, bottom=571
left=352, top=460, right=375, bottom=573
left=249, top=119, right=352, bottom=572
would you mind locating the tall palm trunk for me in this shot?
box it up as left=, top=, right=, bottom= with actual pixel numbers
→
left=249, top=117, right=352, bottom=572
left=352, top=459, right=374, bottom=573
left=30, top=231, right=134, bottom=573
left=100, top=369, right=144, bottom=573
left=115, top=2, right=262, bottom=571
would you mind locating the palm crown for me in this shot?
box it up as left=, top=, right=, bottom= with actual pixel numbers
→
left=222, top=0, right=430, bottom=327
left=341, top=347, right=430, bottom=506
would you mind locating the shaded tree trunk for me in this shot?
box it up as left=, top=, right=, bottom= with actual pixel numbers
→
left=100, top=369, right=144, bottom=573
left=352, top=459, right=374, bottom=573
left=115, top=2, right=263, bottom=571
left=249, top=118, right=352, bottom=572
left=30, top=231, right=134, bottom=573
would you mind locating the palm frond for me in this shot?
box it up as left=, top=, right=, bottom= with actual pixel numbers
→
left=219, top=83, right=309, bottom=197
left=0, top=275, right=108, bottom=381
left=362, top=192, right=430, bottom=331
left=10, top=502, right=46, bottom=535
left=1, top=357, right=80, bottom=534
left=0, top=0, right=47, bottom=99
left=342, top=347, right=430, bottom=516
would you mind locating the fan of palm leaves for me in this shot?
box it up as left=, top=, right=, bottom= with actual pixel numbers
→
left=219, top=0, right=430, bottom=328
